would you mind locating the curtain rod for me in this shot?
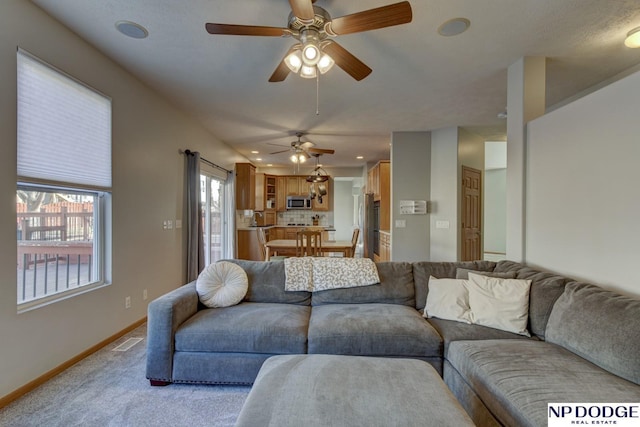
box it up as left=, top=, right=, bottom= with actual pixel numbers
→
left=181, top=149, right=232, bottom=174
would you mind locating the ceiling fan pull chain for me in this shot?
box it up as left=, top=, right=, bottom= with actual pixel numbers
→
left=316, top=73, right=320, bottom=115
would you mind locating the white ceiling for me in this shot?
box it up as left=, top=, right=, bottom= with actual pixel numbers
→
left=30, top=0, right=640, bottom=168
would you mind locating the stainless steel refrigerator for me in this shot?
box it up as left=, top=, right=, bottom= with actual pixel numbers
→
left=363, top=192, right=376, bottom=260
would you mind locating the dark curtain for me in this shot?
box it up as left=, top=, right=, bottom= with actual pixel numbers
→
left=186, top=151, right=204, bottom=282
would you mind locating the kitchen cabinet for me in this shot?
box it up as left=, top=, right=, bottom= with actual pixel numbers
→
left=235, top=163, right=255, bottom=210
left=285, top=176, right=299, bottom=195
left=368, top=160, right=389, bottom=202
left=273, top=227, right=285, bottom=240
left=263, top=212, right=276, bottom=226
left=265, top=175, right=276, bottom=211
left=276, top=177, right=286, bottom=211
left=255, top=173, right=277, bottom=222
left=379, top=231, right=391, bottom=261
left=255, top=173, right=265, bottom=210
left=285, top=176, right=306, bottom=196
left=237, top=229, right=262, bottom=261
left=368, top=161, right=390, bottom=231
left=284, top=228, right=299, bottom=240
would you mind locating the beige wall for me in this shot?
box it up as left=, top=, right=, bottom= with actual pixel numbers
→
left=525, top=68, right=640, bottom=297
left=0, top=0, right=245, bottom=400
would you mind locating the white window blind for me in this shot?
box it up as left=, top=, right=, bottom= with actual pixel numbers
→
left=17, top=48, right=112, bottom=188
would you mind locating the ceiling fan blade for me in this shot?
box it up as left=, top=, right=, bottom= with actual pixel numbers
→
left=308, top=147, right=335, bottom=155
left=322, top=41, right=372, bottom=81
left=205, top=23, right=288, bottom=37
left=269, top=47, right=296, bottom=82
left=289, top=0, right=315, bottom=21
left=326, top=1, right=413, bottom=36
left=270, top=148, right=292, bottom=155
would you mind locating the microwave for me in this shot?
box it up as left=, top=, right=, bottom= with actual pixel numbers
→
left=286, top=196, right=312, bottom=210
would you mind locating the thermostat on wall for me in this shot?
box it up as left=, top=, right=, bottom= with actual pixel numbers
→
left=399, top=200, right=428, bottom=214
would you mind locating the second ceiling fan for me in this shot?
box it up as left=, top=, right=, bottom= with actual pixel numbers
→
left=270, top=132, right=335, bottom=163
left=205, top=0, right=413, bottom=81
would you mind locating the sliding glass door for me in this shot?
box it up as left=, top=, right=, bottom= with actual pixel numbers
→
left=200, top=173, right=226, bottom=264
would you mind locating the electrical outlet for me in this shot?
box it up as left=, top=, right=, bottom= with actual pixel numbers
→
left=143, top=289, right=148, bottom=300
left=125, top=296, right=131, bottom=309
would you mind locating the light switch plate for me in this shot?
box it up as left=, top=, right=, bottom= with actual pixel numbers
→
left=436, top=220, right=450, bottom=229
left=395, top=219, right=406, bottom=228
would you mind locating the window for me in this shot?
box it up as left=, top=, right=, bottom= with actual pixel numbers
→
left=200, top=171, right=228, bottom=264
left=16, top=49, right=111, bottom=309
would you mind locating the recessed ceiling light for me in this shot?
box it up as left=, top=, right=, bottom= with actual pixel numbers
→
left=356, top=156, right=364, bottom=160
left=251, top=150, right=259, bottom=154
left=625, top=26, right=640, bottom=48
left=115, top=21, right=148, bottom=39
left=438, top=18, right=470, bottom=37
left=256, top=158, right=262, bottom=161
left=267, top=164, right=273, bottom=167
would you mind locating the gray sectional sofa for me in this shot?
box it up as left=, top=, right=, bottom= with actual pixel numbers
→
left=146, top=259, right=640, bottom=426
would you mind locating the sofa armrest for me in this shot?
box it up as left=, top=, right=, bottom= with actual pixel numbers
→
left=146, top=281, right=199, bottom=383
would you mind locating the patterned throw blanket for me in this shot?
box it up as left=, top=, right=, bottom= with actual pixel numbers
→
left=284, top=257, right=380, bottom=292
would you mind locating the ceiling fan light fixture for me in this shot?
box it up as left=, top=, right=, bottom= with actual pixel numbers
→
left=317, top=54, right=335, bottom=74
left=290, top=152, right=307, bottom=163
left=302, top=43, right=320, bottom=64
left=625, top=26, right=640, bottom=48
left=300, top=65, right=317, bottom=79
left=285, top=48, right=303, bottom=73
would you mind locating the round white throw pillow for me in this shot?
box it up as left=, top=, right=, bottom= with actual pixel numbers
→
left=196, top=261, right=248, bottom=308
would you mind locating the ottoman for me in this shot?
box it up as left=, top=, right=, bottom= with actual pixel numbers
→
left=234, top=354, right=474, bottom=427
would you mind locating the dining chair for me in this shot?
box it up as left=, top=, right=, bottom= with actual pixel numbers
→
left=257, top=228, right=286, bottom=261
left=296, top=230, right=323, bottom=257
left=349, top=228, right=360, bottom=257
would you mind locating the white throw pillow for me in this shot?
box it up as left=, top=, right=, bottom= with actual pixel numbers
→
left=196, top=261, right=248, bottom=308
left=466, top=272, right=532, bottom=336
left=423, top=277, right=471, bottom=324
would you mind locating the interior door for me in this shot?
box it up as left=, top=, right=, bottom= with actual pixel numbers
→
left=461, top=166, right=482, bottom=261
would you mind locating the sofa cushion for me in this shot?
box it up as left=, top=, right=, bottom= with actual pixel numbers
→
left=446, top=340, right=640, bottom=427
left=196, top=261, right=248, bottom=308
left=428, top=318, right=534, bottom=357
left=493, top=260, right=568, bottom=338
left=466, top=273, right=532, bottom=336
left=226, top=259, right=311, bottom=305
left=308, top=303, right=442, bottom=358
left=413, top=261, right=496, bottom=311
left=311, top=262, right=414, bottom=307
left=175, top=302, right=310, bottom=354
left=423, top=277, right=471, bottom=323
left=546, top=281, right=640, bottom=385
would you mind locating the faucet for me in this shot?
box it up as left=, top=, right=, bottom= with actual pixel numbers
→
left=251, top=211, right=263, bottom=227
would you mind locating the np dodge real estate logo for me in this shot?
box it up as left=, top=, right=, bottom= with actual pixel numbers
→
left=548, top=403, right=640, bottom=426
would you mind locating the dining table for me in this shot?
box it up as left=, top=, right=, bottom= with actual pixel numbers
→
left=264, top=239, right=353, bottom=260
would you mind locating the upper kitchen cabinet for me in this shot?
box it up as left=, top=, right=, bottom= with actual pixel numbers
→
left=368, top=160, right=389, bottom=202
left=285, top=176, right=305, bottom=196
left=276, top=176, right=286, bottom=211
left=265, top=175, right=276, bottom=211
left=255, top=173, right=277, bottom=212
left=368, top=161, right=390, bottom=230
left=235, top=163, right=255, bottom=210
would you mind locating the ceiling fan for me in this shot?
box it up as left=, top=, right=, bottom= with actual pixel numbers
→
left=270, top=132, right=335, bottom=163
left=205, top=0, right=413, bottom=81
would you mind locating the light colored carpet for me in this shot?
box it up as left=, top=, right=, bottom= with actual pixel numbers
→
left=0, top=324, right=250, bottom=427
